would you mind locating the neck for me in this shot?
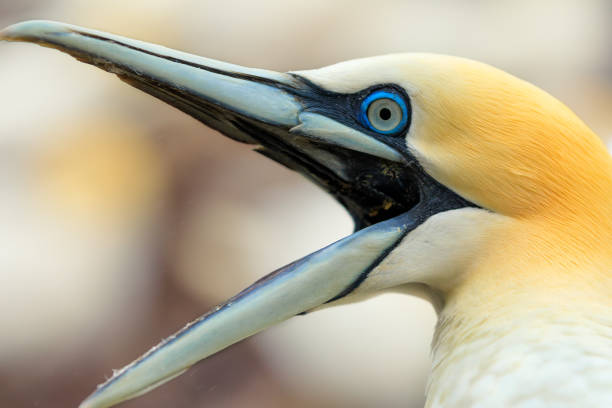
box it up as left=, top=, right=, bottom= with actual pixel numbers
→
left=427, top=300, right=611, bottom=407
left=426, top=249, right=612, bottom=407
left=420, top=145, right=612, bottom=406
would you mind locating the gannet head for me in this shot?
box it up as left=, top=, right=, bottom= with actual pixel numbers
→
left=301, top=53, right=612, bottom=217
left=2, top=20, right=611, bottom=408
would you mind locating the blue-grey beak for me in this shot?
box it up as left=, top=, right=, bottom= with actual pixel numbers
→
left=1, top=20, right=471, bottom=408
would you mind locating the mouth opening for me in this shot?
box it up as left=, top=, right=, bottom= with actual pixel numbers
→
left=230, top=117, right=421, bottom=230
left=92, top=59, right=420, bottom=230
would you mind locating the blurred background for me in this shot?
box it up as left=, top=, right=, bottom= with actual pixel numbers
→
left=1, top=1, right=611, bottom=407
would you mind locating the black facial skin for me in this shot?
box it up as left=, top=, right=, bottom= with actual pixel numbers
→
left=290, top=76, right=412, bottom=146
left=54, top=30, right=475, bottom=230
left=123, top=68, right=475, bottom=230
left=246, top=75, right=476, bottom=230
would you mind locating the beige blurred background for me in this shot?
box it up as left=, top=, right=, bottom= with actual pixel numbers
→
left=1, top=1, right=611, bottom=407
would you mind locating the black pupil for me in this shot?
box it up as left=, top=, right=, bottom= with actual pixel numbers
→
left=379, top=108, right=391, bottom=121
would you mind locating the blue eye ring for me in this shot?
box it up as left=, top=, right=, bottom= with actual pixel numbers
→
left=359, top=90, right=409, bottom=135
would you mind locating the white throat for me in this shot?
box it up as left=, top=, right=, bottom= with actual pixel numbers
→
left=426, top=305, right=612, bottom=408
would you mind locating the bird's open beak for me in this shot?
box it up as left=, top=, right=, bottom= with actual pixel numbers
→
left=2, top=21, right=471, bottom=408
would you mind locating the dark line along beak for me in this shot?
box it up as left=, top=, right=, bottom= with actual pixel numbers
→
left=1, top=20, right=471, bottom=408
left=0, top=20, right=402, bottom=162
left=1, top=21, right=412, bottom=227
left=87, top=215, right=414, bottom=408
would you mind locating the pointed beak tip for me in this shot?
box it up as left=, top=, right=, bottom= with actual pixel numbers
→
left=77, top=397, right=97, bottom=408
left=0, top=20, right=68, bottom=43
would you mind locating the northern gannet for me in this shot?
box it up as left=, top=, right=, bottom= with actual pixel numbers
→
left=2, top=20, right=611, bottom=408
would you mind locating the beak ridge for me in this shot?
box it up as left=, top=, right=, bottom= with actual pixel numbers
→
left=1, top=20, right=303, bottom=128
left=291, top=112, right=405, bottom=163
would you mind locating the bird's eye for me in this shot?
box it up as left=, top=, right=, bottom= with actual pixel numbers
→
left=360, top=90, right=409, bottom=135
